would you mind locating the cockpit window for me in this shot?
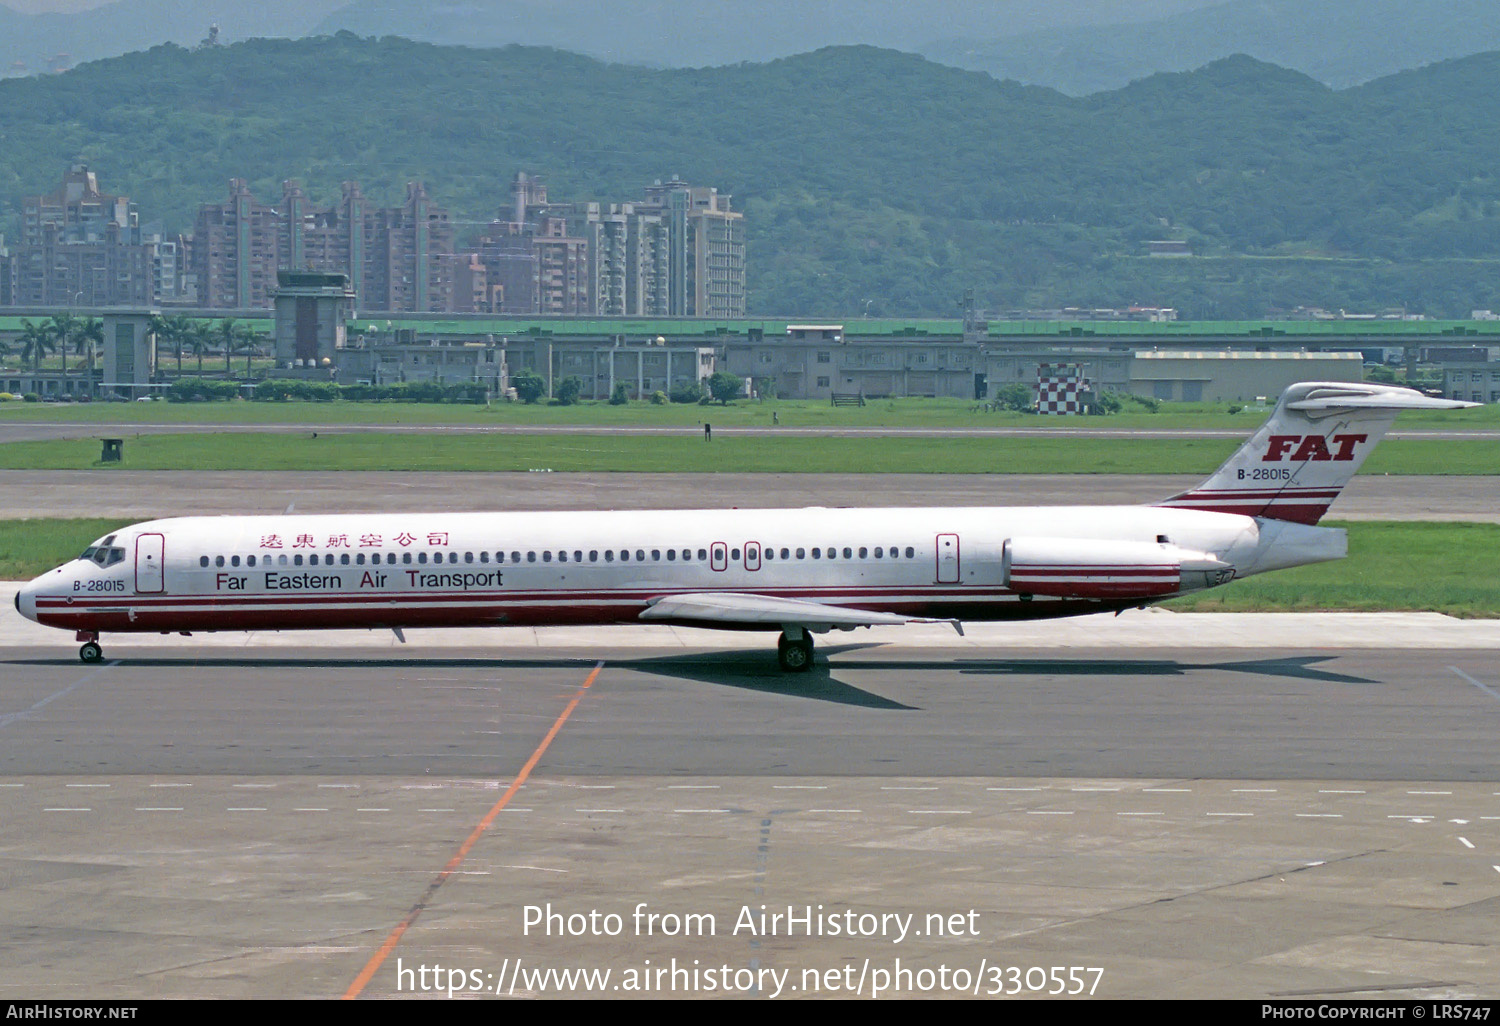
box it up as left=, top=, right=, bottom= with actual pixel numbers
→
left=80, top=534, right=116, bottom=564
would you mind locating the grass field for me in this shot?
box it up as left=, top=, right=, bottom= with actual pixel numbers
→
left=0, top=431, right=1494, bottom=475
left=2, top=395, right=1496, bottom=431
left=3, top=518, right=1496, bottom=616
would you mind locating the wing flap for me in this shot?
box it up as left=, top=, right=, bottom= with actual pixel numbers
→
left=640, top=592, right=953, bottom=631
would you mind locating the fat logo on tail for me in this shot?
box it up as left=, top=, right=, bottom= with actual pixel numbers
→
left=1156, top=382, right=1477, bottom=525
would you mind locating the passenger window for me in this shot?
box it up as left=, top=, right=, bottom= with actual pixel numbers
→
left=341, top=553, right=350, bottom=565
left=811, top=548, right=821, bottom=559
left=843, top=548, right=852, bottom=559
left=858, top=547, right=867, bottom=558
left=651, top=549, right=660, bottom=561
left=511, top=552, right=521, bottom=564
left=621, top=550, right=630, bottom=562
left=636, top=550, right=645, bottom=561
left=278, top=554, right=289, bottom=566
left=215, top=555, right=225, bottom=567
left=590, top=550, right=599, bottom=562
left=526, top=552, right=536, bottom=563
left=310, top=554, right=319, bottom=566
left=402, top=553, right=412, bottom=564
left=464, top=552, right=473, bottom=563
left=356, top=553, right=366, bottom=565
left=731, top=548, right=740, bottom=560
left=479, top=552, right=488, bottom=563
left=574, top=550, right=582, bottom=563
left=905, top=547, right=915, bottom=558
left=875, top=547, right=883, bottom=558
left=697, top=549, right=707, bottom=561
left=781, top=548, right=790, bottom=560
left=762, top=549, right=772, bottom=561
left=294, top=555, right=304, bottom=566
left=229, top=555, right=239, bottom=567
left=604, top=550, right=614, bottom=562
left=796, top=548, right=805, bottom=559
left=200, top=556, right=209, bottom=567
left=543, top=551, right=552, bottom=563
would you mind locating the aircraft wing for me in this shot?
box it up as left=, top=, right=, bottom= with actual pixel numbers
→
left=639, top=592, right=963, bottom=634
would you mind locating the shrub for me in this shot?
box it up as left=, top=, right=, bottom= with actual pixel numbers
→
left=609, top=382, right=630, bottom=405
left=650, top=390, right=667, bottom=405
left=669, top=381, right=703, bottom=403
left=511, top=371, right=547, bottom=404
left=554, top=376, right=582, bottom=406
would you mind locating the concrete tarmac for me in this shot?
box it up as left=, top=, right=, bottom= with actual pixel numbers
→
left=2, top=606, right=1500, bottom=1000
left=4, top=469, right=1497, bottom=520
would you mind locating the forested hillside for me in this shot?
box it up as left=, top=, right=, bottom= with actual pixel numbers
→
left=1, top=35, right=1497, bottom=317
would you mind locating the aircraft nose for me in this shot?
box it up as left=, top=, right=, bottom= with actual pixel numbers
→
left=15, top=578, right=39, bottom=623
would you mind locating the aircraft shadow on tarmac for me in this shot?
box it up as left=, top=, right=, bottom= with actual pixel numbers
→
left=1, top=649, right=1378, bottom=712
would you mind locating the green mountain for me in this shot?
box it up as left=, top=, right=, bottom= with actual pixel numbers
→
left=1, top=35, right=1497, bottom=317
left=925, top=0, right=1500, bottom=96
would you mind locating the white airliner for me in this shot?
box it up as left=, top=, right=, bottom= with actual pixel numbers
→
left=13, top=381, right=1477, bottom=670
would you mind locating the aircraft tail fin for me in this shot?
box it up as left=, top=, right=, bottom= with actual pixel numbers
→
left=1155, top=382, right=1478, bottom=525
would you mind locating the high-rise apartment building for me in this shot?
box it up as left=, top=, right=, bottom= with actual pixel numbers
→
left=11, top=166, right=161, bottom=306
left=641, top=178, right=746, bottom=318
left=462, top=174, right=588, bottom=315
left=190, top=179, right=455, bottom=311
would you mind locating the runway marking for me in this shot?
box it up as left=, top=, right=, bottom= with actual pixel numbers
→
left=773, top=785, right=827, bottom=790
left=1320, top=789, right=1366, bottom=794
left=0, top=660, right=118, bottom=729
left=356, top=808, right=390, bottom=813
left=319, top=784, right=358, bottom=789
left=1450, top=667, right=1500, bottom=704
left=1143, top=788, right=1191, bottom=793
left=134, top=807, right=182, bottom=812
left=808, top=809, right=862, bottom=814
left=295, top=808, right=329, bottom=812
left=882, top=786, right=938, bottom=791
left=908, top=810, right=971, bottom=815
left=1233, top=788, right=1277, bottom=793
left=233, top=783, right=276, bottom=789
left=665, top=784, right=721, bottom=789
left=1296, top=814, right=1342, bottom=819
left=1072, top=787, right=1120, bottom=792
left=674, top=808, right=730, bottom=814
left=227, top=807, right=266, bottom=812
left=577, top=808, right=624, bottom=814
left=1408, top=790, right=1452, bottom=796
left=1207, top=812, right=1252, bottom=817
left=1460, top=838, right=1475, bottom=849
left=988, top=786, right=1045, bottom=791
left=43, top=807, right=90, bottom=812
left=66, top=783, right=108, bottom=788
left=150, top=783, right=191, bottom=788
left=1027, top=810, right=1074, bottom=816
left=342, top=660, right=603, bottom=1001
left=1118, top=812, right=1163, bottom=817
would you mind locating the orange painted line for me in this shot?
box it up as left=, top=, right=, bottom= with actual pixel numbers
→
left=341, top=660, right=604, bottom=1000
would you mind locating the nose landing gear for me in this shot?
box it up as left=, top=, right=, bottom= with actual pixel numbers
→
left=76, top=631, right=103, bottom=664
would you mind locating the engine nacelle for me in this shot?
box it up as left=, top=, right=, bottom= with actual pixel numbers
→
left=1002, top=537, right=1234, bottom=599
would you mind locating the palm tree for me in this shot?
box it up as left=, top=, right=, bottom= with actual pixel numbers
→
left=188, top=321, right=214, bottom=375
left=218, top=317, right=250, bottom=374
left=77, top=318, right=104, bottom=398
left=150, top=313, right=194, bottom=375
left=232, top=330, right=264, bottom=377
left=18, top=319, right=57, bottom=386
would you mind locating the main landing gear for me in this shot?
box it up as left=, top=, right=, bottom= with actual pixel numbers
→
left=776, top=629, right=815, bottom=673
left=77, top=631, right=103, bottom=664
